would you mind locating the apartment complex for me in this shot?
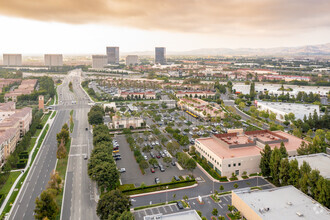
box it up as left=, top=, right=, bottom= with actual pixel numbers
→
left=155, top=47, right=166, bottom=65
left=177, top=98, right=224, bottom=119
left=92, top=55, right=108, bottom=68
left=232, top=186, right=329, bottom=220
left=195, top=130, right=305, bottom=176
left=44, top=54, right=63, bottom=66
left=106, top=47, right=119, bottom=64
left=126, top=55, right=139, bottom=66
left=4, top=79, right=37, bottom=102
left=255, top=100, right=320, bottom=121
left=0, top=102, right=32, bottom=166
left=175, top=91, right=216, bottom=98
left=110, top=115, right=144, bottom=129
left=0, top=78, right=21, bottom=90
left=3, top=54, right=22, bottom=66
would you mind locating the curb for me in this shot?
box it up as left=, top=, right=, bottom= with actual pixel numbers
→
left=130, top=183, right=198, bottom=198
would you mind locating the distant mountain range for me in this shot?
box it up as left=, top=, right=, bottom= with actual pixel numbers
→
left=123, top=43, right=330, bottom=56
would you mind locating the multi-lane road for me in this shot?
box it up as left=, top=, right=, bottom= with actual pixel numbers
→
left=8, top=69, right=98, bottom=220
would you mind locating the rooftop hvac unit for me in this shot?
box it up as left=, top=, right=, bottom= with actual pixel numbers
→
left=296, top=212, right=304, bottom=217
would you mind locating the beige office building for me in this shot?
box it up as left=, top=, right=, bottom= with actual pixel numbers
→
left=3, top=54, right=22, bottom=66
left=126, top=55, right=139, bottom=66
left=92, top=55, right=108, bottom=69
left=44, top=54, right=63, bottom=66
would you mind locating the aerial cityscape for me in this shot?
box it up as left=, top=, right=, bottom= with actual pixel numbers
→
left=0, top=1, right=329, bottom=220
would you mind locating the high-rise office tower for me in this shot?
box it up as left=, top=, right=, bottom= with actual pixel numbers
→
left=125, top=55, right=139, bottom=66
left=155, top=47, right=166, bottom=65
left=106, top=47, right=119, bottom=64
left=3, top=54, right=22, bottom=66
left=92, top=55, right=108, bottom=68
left=44, top=54, right=63, bottom=66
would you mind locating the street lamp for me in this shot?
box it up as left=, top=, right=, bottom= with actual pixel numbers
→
left=166, top=186, right=168, bottom=204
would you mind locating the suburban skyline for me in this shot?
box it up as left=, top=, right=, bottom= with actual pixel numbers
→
left=1, top=0, right=330, bottom=54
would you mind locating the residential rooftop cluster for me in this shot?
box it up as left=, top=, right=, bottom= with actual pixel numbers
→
left=4, top=79, right=37, bottom=102
left=0, top=102, right=32, bottom=166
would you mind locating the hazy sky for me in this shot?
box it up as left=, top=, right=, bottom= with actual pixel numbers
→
left=0, top=0, right=330, bottom=54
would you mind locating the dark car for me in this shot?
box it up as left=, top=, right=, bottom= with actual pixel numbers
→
left=171, top=161, right=176, bottom=166
left=177, top=201, right=184, bottom=209
left=155, top=177, right=160, bottom=184
left=174, top=176, right=180, bottom=181
left=113, top=153, right=121, bottom=158
left=85, top=128, right=88, bottom=131
left=150, top=152, right=155, bottom=158
left=114, top=157, right=122, bottom=161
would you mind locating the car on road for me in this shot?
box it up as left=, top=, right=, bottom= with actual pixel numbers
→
left=150, top=168, right=155, bottom=173
left=119, top=168, right=126, bottom=173
left=114, top=157, right=122, bottom=161
left=155, top=177, right=160, bottom=184
left=85, top=127, right=88, bottom=131
left=171, top=161, right=176, bottom=166
left=113, top=150, right=119, bottom=153
left=83, top=154, right=88, bottom=160
left=177, top=201, right=184, bottom=209
left=174, top=176, right=180, bottom=181
left=113, top=153, right=121, bottom=158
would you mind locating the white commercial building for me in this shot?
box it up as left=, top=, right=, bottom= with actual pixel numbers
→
left=289, top=153, right=330, bottom=179
left=126, top=55, right=139, bottom=66
left=92, top=55, right=108, bottom=69
left=3, top=54, right=22, bottom=66
left=44, top=54, right=63, bottom=66
left=232, top=186, right=330, bottom=220
left=255, top=100, right=320, bottom=121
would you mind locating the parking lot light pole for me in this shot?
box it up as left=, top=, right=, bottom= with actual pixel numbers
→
left=166, top=186, right=168, bottom=204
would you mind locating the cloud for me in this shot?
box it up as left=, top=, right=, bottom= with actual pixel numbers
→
left=0, top=0, right=329, bottom=36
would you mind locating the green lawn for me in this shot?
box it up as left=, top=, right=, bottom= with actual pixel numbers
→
left=0, top=172, right=21, bottom=197
left=41, top=112, right=52, bottom=126
left=27, top=137, right=37, bottom=153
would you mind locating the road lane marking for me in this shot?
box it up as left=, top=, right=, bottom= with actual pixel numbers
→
left=223, top=196, right=229, bottom=202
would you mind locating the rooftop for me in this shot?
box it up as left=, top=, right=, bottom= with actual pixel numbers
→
left=289, top=153, right=330, bottom=179
left=233, top=186, right=330, bottom=220
left=144, top=210, right=201, bottom=220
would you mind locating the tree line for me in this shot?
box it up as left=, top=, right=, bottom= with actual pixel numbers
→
left=88, top=105, right=105, bottom=125
left=259, top=143, right=329, bottom=208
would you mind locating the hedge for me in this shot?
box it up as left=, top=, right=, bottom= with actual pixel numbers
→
left=0, top=194, right=4, bottom=206
left=17, top=159, right=27, bottom=169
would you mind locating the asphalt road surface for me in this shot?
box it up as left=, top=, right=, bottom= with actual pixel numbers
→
left=61, top=69, right=98, bottom=220
left=9, top=74, right=72, bottom=220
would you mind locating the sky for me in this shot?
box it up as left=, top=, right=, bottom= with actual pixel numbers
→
left=0, top=0, right=330, bottom=54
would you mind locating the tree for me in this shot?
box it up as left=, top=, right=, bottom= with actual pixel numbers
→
left=97, top=189, right=131, bottom=220
left=47, top=170, right=62, bottom=194
left=219, top=185, right=224, bottom=191
left=212, top=208, right=218, bottom=216
left=279, top=158, right=290, bottom=185
left=163, top=157, right=172, bottom=165
left=269, top=147, right=282, bottom=185
left=56, top=138, right=67, bottom=159
left=148, top=158, right=158, bottom=166
left=288, top=159, right=300, bottom=187
left=300, top=161, right=311, bottom=176
left=34, top=190, right=59, bottom=220
left=186, top=158, right=197, bottom=173
left=108, top=211, right=134, bottom=220
left=227, top=205, right=234, bottom=213
left=259, top=144, right=272, bottom=176
left=299, top=173, right=309, bottom=194
left=166, top=141, right=180, bottom=155
left=315, top=177, right=329, bottom=207
left=92, top=162, right=119, bottom=191
left=250, top=82, right=255, bottom=99
left=279, top=142, right=288, bottom=158
left=233, top=183, right=238, bottom=188
left=308, top=169, right=320, bottom=198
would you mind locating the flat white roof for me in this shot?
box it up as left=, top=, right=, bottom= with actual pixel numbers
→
left=144, top=210, right=201, bottom=220
left=234, top=186, right=330, bottom=220
left=290, top=153, right=330, bottom=179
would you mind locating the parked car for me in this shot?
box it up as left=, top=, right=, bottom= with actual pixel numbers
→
left=113, top=150, right=119, bottom=153
left=155, top=141, right=159, bottom=145
left=152, top=164, right=158, bottom=169
left=155, top=177, right=160, bottom=184
left=177, top=201, right=184, bottom=209
left=174, top=176, right=180, bottom=181
left=159, top=165, right=165, bottom=172
left=150, top=168, right=155, bottom=173
left=114, top=157, right=122, bottom=161
left=83, top=154, right=88, bottom=160
left=156, top=154, right=161, bottom=159
left=171, top=161, right=176, bottom=166
left=113, top=153, right=121, bottom=158
left=150, top=152, right=155, bottom=158
left=119, top=168, right=126, bottom=173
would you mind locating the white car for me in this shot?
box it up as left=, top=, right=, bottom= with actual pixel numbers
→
left=119, top=168, right=126, bottom=173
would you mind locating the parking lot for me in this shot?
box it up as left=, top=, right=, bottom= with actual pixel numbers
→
left=133, top=193, right=233, bottom=220
left=114, top=134, right=192, bottom=186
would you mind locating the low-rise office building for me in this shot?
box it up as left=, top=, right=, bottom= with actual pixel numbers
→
left=195, top=130, right=305, bottom=177
left=232, top=186, right=329, bottom=220
left=175, top=91, right=216, bottom=99
left=255, top=100, right=320, bottom=121
left=289, top=153, right=330, bottom=179
left=177, top=98, right=224, bottom=119
left=110, top=115, right=144, bottom=129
